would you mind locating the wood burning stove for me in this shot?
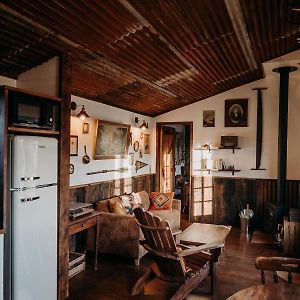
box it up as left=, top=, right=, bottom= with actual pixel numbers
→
left=264, top=202, right=288, bottom=232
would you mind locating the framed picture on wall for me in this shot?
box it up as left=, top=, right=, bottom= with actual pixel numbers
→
left=144, top=133, right=150, bottom=154
left=225, top=99, right=248, bottom=127
left=94, top=120, right=130, bottom=159
left=82, top=122, right=90, bottom=134
left=203, top=110, right=215, bottom=127
left=70, top=135, right=78, bottom=156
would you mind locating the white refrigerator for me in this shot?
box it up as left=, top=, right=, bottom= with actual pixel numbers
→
left=10, top=135, right=57, bottom=300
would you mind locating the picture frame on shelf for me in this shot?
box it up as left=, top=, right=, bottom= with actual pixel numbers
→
left=94, top=120, right=131, bottom=160
left=82, top=122, right=90, bottom=134
left=70, top=135, right=78, bottom=156
left=203, top=110, right=215, bottom=127
left=225, top=99, right=248, bottom=127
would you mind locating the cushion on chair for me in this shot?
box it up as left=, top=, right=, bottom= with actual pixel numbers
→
left=150, top=209, right=180, bottom=231
left=136, top=191, right=150, bottom=210
left=149, top=192, right=174, bottom=210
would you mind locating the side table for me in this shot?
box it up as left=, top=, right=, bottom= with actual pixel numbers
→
left=69, top=211, right=101, bottom=270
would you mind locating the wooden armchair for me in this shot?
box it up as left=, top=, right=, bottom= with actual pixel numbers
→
left=255, top=256, right=300, bottom=284
left=131, top=207, right=221, bottom=300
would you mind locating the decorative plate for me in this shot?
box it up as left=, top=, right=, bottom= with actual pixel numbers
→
left=70, top=163, right=74, bottom=174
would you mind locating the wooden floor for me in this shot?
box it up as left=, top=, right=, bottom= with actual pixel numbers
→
left=68, top=227, right=280, bottom=300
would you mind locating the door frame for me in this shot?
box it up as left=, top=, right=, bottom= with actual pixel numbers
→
left=156, top=122, right=193, bottom=217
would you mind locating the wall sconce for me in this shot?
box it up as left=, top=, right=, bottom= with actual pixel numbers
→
left=135, top=117, right=148, bottom=131
left=71, top=101, right=90, bottom=121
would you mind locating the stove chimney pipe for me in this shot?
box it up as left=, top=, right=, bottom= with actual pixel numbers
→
left=272, top=66, right=297, bottom=205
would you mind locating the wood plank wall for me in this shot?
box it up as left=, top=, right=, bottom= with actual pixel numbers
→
left=70, top=174, right=155, bottom=204
left=192, top=176, right=300, bottom=228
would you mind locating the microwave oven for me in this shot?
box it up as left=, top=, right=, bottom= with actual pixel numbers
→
left=9, top=94, right=57, bottom=130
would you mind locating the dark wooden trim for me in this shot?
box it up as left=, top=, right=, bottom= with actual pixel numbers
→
left=156, top=122, right=193, bottom=219
left=252, top=88, right=267, bottom=170
left=0, top=85, right=62, bottom=102
left=57, top=53, right=72, bottom=300
left=0, top=88, right=8, bottom=230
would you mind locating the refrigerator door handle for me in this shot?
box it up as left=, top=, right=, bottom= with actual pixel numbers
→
left=21, top=196, right=40, bottom=203
left=21, top=176, right=40, bottom=181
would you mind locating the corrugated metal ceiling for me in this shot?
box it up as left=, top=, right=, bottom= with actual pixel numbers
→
left=0, top=0, right=299, bottom=116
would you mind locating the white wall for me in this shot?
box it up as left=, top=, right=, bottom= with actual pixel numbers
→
left=0, top=76, right=16, bottom=87
left=70, top=96, right=155, bottom=186
left=154, top=51, right=300, bottom=180
left=17, top=57, right=59, bottom=97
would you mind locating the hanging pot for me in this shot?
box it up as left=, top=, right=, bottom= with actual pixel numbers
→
left=82, top=145, right=90, bottom=164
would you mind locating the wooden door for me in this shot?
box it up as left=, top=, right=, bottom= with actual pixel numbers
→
left=160, top=126, right=176, bottom=193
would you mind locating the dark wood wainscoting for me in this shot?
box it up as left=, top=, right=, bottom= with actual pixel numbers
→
left=70, top=174, right=155, bottom=204
left=192, top=176, right=300, bottom=228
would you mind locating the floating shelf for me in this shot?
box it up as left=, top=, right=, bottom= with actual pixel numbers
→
left=195, top=147, right=241, bottom=154
left=195, top=169, right=241, bottom=175
left=8, top=127, right=60, bottom=136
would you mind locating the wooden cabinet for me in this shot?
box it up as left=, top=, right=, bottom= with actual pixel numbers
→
left=0, top=85, right=62, bottom=231
left=284, top=217, right=300, bottom=258
left=0, top=234, right=3, bottom=300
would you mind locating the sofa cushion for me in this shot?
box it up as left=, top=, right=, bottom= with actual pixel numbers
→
left=109, top=199, right=126, bottom=215
left=136, top=191, right=150, bottom=210
left=149, top=192, right=174, bottom=210
left=97, top=197, right=120, bottom=213
left=150, top=209, right=180, bottom=231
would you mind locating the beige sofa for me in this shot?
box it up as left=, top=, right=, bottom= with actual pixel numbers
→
left=96, top=191, right=181, bottom=265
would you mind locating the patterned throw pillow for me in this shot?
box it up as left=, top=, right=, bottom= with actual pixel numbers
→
left=149, top=192, right=174, bottom=210
left=119, top=194, right=135, bottom=215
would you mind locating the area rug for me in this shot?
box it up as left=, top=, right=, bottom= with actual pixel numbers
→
left=251, top=230, right=275, bottom=245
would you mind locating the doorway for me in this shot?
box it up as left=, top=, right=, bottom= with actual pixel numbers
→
left=156, top=122, right=193, bottom=220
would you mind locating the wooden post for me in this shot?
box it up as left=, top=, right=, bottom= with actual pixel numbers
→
left=58, top=53, right=72, bottom=300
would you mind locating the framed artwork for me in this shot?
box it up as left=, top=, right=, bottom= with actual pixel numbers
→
left=144, top=133, right=150, bottom=154
left=225, top=99, right=248, bottom=127
left=82, top=122, right=90, bottom=134
left=94, top=120, right=130, bottom=159
left=70, top=135, right=78, bottom=156
left=129, top=153, right=134, bottom=165
left=133, top=141, right=139, bottom=152
left=203, top=110, right=215, bottom=127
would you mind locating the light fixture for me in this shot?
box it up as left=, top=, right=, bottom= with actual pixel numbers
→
left=135, top=117, right=148, bottom=131
left=71, top=101, right=90, bottom=121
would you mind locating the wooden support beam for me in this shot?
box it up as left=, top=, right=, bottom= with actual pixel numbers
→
left=58, top=53, right=72, bottom=300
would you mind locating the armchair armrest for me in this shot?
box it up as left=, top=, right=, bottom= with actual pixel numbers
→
left=176, top=242, right=224, bottom=257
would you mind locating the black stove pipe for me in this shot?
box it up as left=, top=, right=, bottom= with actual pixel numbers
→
left=272, top=66, right=297, bottom=205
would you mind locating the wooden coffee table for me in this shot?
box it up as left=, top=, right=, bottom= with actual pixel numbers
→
left=180, top=223, right=231, bottom=293
left=226, top=283, right=300, bottom=299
